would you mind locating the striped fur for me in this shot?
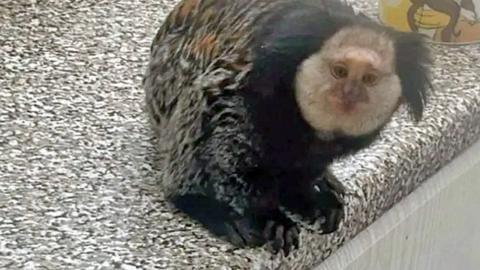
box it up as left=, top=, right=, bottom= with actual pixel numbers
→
left=143, top=0, right=431, bottom=250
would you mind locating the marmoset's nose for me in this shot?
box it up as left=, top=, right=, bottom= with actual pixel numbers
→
left=341, top=79, right=367, bottom=104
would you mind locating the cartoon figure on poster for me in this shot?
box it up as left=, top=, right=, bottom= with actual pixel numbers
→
left=381, top=0, right=480, bottom=43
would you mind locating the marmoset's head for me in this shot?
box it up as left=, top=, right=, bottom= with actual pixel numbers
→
left=295, top=26, right=430, bottom=137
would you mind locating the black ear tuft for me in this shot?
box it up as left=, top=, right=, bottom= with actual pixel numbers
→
left=248, top=2, right=354, bottom=97
left=393, top=32, right=433, bottom=121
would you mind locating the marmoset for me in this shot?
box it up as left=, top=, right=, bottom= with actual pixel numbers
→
left=143, top=0, right=431, bottom=255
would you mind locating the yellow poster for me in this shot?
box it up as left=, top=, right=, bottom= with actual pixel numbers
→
left=379, top=0, right=480, bottom=44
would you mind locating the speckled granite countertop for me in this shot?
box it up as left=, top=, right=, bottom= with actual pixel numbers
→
left=1, top=0, right=479, bottom=269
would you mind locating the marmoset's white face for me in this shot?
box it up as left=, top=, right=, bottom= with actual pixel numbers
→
left=295, top=26, right=402, bottom=137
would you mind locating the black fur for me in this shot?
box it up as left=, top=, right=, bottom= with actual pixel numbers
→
left=147, top=0, right=432, bottom=255
left=240, top=0, right=431, bottom=237
left=393, top=32, right=432, bottom=120
left=243, top=1, right=431, bottom=173
left=244, top=3, right=387, bottom=175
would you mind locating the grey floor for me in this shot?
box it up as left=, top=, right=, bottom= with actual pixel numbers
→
left=2, top=0, right=480, bottom=270
left=0, top=1, right=203, bottom=269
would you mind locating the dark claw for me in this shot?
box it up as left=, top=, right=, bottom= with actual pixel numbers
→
left=262, top=216, right=299, bottom=256
left=172, top=195, right=268, bottom=248
left=273, top=225, right=285, bottom=252
left=172, top=193, right=300, bottom=254
left=313, top=171, right=345, bottom=234
left=320, top=168, right=347, bottom=197
left=320, top=207, right=344, bottom=233
left=279, top=171, right=345, bottom=233
left=222, top=211, right=300, bottom=254
left=223, top=222, right=248, bottom=247
left=228, top=215, right=265, bottom=247
left=285, top=225, right=299, bottom=252
left=262, top=220, right=276, bottom=240
left=225, top=212, right=302, bottom=253
left=312, top=210, right=326, bottom=225
left=278, top=169, right=345, bottom=234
